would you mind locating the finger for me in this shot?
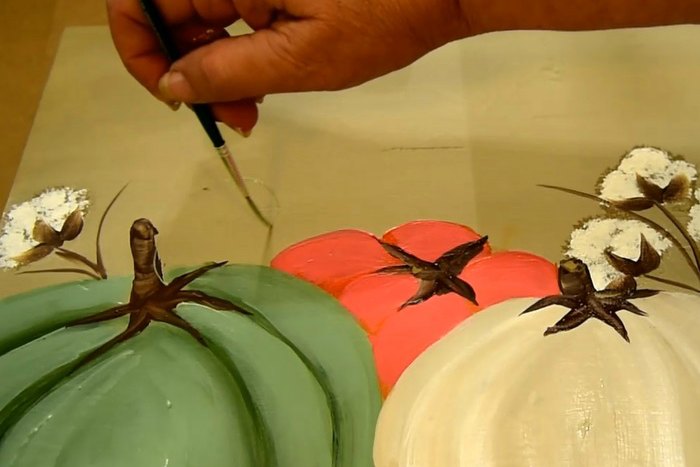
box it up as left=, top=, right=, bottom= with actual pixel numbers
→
left=234, top=0, right=278, bottom=30
left=211, top=99, right=259, bottom=134
left=176, top=23, right=229, bottom=54
left=159, top=23, right=322, bottom=103
left=107, top=0, right=239, bottom=98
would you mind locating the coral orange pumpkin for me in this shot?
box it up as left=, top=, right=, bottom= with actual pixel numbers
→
left=273, top=220, right=560, bottom=395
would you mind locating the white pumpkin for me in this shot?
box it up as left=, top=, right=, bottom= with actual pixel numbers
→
left=374, top=293, right=700, bottom=467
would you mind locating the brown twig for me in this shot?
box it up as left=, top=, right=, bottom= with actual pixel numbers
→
left=539, top=185, right=700, bottom=284
left=18, top=268, right=102, bottom=280
left=643, top=274, right=700, bottom=294
left=95, top=184, right=128, bottom=278
left=55, top=247, right=106, bottom=279
left=653, top=201, right=700, bottom=273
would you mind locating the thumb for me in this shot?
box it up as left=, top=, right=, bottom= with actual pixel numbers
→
left=158, top=27, right=314, bottom=103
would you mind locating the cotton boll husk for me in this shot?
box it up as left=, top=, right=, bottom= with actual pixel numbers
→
left=599, top=147, right=697, bottom=201
left=32, top=188, right=89, bottom=231
left=566, top=218, right=671, bottom=290
left=0, top=187, right=90, bottom=269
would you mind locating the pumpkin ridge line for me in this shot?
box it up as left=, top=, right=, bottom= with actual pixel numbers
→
left=189, top=268, right=383, bottom=467
left=0, top=300, right=125, bottom=357
left=0, top=360, right=80, bottom=442
left=201, top=338, right=276, bottom=467
left=0, top=338, right=134, bottom=447
left=201, top=296, right=343, bottom=467
left=645, top=298, right=700, bottom=392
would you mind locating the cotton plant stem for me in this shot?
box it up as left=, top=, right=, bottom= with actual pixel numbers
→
left=19, top=268, right=102, bottom=280
left=55, top=247, right=106, bottom=279
left=653, top=201, right=700, bottom=275
left=95, top=184, right=128, bottom=277
left=643, top=274, right=700, bottom=294
left=27, top=186, right=128, bottom=280
left=539, top=185, right=700, bottom=284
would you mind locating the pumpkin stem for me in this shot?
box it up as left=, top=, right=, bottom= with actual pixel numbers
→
left=521, top=259, right=654, bottom=342
left=129, top=219, right=166, bottom=303
left=65, top=219, right=247, bottom=372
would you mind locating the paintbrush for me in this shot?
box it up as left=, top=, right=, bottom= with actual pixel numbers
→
left=139, top=0, right=272, bottom=228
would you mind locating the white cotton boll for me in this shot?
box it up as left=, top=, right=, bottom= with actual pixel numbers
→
left=0, top=187, right=90, bottom=269
left=32, top=188, right=89, bottom=231
left=36, top=204, right=72, bottom=231
left=1, top=202, right=40, bottom=270
left=599, top=147, right=697, bottom=201
left=687, top=189, right=700, bottom=241
left=566, top=218, right=672, bottom=290
left=567, top=221, right=621, bottom=290
left=35, top=189, right=69, bottom=210
left=618, top=147, right=673, bottom=177
left=608, top=228, right=664, bottom=260
left=0, top=256, right=17, bottom=270
left=0, top=231, right=36, bottom=269
left=688, top=204, right=700, bottom=241
left=599, top=171, right=642, bottom=201
left=6, top=203, right=40, bottom=234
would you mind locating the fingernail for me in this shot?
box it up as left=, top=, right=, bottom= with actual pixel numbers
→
left=159, top=71, right=192, bottom=101
left=165, top=101, right=181, bottom=111
left=233, top=127, right=252, bottom=138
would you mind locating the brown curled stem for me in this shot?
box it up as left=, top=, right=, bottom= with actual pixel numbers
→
left=643, top=274, right=700, bottom=294
left=95, top=184, right=128, bottom=278
left=55, top=247, right=106, bottom=279
left=653, top=201, right=700, bottom=274
left=18, top=268, right=102, bottom=280
left=539, top=185, right=700, bottom=284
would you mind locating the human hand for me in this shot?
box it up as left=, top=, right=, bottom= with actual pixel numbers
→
left=106, top=0, right=472, bottom=133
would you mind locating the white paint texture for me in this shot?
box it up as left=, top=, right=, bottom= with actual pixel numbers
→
left=375, top=294, right=700, bottom=467
left=599, top=147, right=696, bottom=201
left=0, top=188, right=89, bottom=269
left=687, top=189, right=700, bottom=241
left=566, top=218, right=672, bottom=290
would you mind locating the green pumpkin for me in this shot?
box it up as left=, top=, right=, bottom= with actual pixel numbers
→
left=0, top=220, right=381, bottom=467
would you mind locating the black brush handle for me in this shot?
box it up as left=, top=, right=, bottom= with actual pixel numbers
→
left=139, top=0, right=225, bottom=148
left=139, top=0, right=181, bottom=62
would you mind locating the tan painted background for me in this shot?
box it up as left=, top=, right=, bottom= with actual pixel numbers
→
left=0, top=0, right=105, bottom=208
left=1, top=6, right=699, bottom=296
